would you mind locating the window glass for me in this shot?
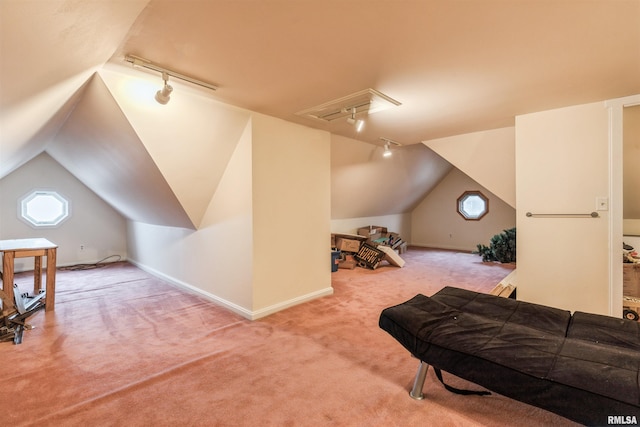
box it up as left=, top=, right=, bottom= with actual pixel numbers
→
left=20, top=190, right=70, bottom=227
left=457, top=191, right=488, bottom=220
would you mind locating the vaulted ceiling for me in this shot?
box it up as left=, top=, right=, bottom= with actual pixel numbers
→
left=1, top=0, right=639, bottom=227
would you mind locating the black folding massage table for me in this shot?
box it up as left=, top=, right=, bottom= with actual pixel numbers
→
left=379, top=286, right=640, bottom=426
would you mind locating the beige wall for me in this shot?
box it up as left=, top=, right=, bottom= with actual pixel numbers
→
left=0, top=152, right=127, bottom=270
left=411, top=168, right=515, bottom=251
left=127, top=113, right=332, bottom=319
left=251, top=113, right=332, bottom=314
left=516, top=101, right=610, bottom=314
left=127, top=121, right=255, bottom=312
left=423, top=127, right=515, bottom=207
left=100, top=67, right=251, bottom=228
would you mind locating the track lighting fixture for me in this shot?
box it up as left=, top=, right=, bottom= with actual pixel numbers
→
left=295, top=89, right=401, bottom=124
left=124, top=54, right=218, bottom=104
left=345, top=107, right=365, bottom=132
left=380, top=137, right=402, bottom=158
left=154, top=72, right=173, bottom=105
left=383, top=143, right=392, bottom=157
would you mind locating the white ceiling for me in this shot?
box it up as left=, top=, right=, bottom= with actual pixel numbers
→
left=112, top=0, right=640, bottom=145
left=1, top=0, right=639, bottom=226
left=3, top=0, right=639, bottom=148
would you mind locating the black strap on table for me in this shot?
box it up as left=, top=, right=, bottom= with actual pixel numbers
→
left=433, top=367, right=491, bottom=396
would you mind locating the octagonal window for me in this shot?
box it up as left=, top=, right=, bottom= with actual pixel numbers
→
left=20, top=190, right=70, bottom=228
left=457, top=191, right=488, bottom=221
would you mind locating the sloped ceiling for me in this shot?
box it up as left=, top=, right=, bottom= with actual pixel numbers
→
left=98, top=65, right=252, bottom=228
left=331, top=135, right=452, bottom=219
left=1, top=1, right=639, bottom=226
left=0, top=0, right=148, bottom=176
left=47, top=73, right=194, bottom=229
left=424, top=127, right=516, bottom=208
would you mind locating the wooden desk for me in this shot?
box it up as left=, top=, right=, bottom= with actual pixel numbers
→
left=0, top=238, right=58, bottom=314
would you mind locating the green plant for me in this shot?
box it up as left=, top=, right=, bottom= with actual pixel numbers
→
left=475, top=227, right=516, bottom=263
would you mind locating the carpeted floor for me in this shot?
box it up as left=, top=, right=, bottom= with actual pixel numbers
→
left=1, top=247, right=579, bottom=426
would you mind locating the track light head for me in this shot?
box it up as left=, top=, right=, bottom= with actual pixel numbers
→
left=155, top=83, right=173, bottom=105
left=346, top=109, right=355, bottom=125
left=125, top=55, right=218, bottom=105
left=383, top=143, right=392, bottom=158
left=380, top=138, right=401, bottom=158
left=155, top=72, right=173, bottom=105
left=345, top=107, right=365, bottom=132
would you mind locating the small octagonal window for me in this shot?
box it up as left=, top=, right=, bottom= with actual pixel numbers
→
left=457, top=191, right=488, bottom=221
left=20, top=190, right=70, bottom=228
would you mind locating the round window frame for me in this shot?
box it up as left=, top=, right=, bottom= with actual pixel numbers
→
left=457, top=190, right=489, bottom=221
left=19, top=190, right=71, bottom=228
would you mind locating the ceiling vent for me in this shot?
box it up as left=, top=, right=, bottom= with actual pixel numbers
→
left=295, top=88, right=401, bottom=122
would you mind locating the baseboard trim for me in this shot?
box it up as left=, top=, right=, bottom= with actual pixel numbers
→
left=410, top=243, right=475, bottom=253
left=128, top=260, right=254, bottom=319
left=251, top=287, right=334, bottom=320
left=128, top=259, right=333, bottom=320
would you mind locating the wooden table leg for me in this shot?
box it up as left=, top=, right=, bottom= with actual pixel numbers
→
left=34, top=255, right=42, bottom=293
left=45, top=248, right=56, bottom=311
left=2, top=252, right=16, bottom=313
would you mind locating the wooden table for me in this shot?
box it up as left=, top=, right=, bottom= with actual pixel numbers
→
left=0, top=238, right=58, bottom=314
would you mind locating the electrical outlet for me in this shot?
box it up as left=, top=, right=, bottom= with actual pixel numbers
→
left=80, top=244, right=85, bottom=251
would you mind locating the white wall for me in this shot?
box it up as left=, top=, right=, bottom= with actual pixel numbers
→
left=251, top=114, right=332, bottom=313
left=0, top=152, right=127, bottom=271
left=330, top=134, right=452, bottom=219
left=423, top=127, right=516, bottom=208
left=516, top=101, right=610, bottom=314
left=127, top=121, right=255, bottom=313
left=100, top=67, right=252, bottom=229
left=127, top=113, right=333, bottom=319
left=411, top=168, right=515, bottom=251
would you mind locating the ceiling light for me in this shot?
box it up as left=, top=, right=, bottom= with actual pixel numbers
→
left=383, top=143, right=392, bottom=157
left=345, top=107, right=365, bottom=132
left=296, top=88, right=401, bottom=122
left=154, top=72, right=173, bottom=105
left=124, top=54, right=217, bottom=103
left=380, top=137, right=402, bottom=158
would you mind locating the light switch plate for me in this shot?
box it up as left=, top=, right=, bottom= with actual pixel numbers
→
left=596, top=197, right=609, bottom=211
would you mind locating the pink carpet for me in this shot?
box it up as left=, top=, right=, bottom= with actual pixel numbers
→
left=1, top=247, right=579, bottom=426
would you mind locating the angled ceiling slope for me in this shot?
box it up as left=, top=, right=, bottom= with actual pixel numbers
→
left=0, top=77, right=90, bottom=180
left=331, top=135, right=452, bottom=219
left=46, top=73, right=195, bottom=229
left=0, top=0, right=149, bottom=110
left=98, top=64, right=252, bottom=229
left=0, top=0, right=149, bottom=177
left=423, top=127, right=516, bottom=208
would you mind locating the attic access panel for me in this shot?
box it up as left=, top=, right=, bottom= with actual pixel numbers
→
left=296, top=88, right=401, bottom=122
